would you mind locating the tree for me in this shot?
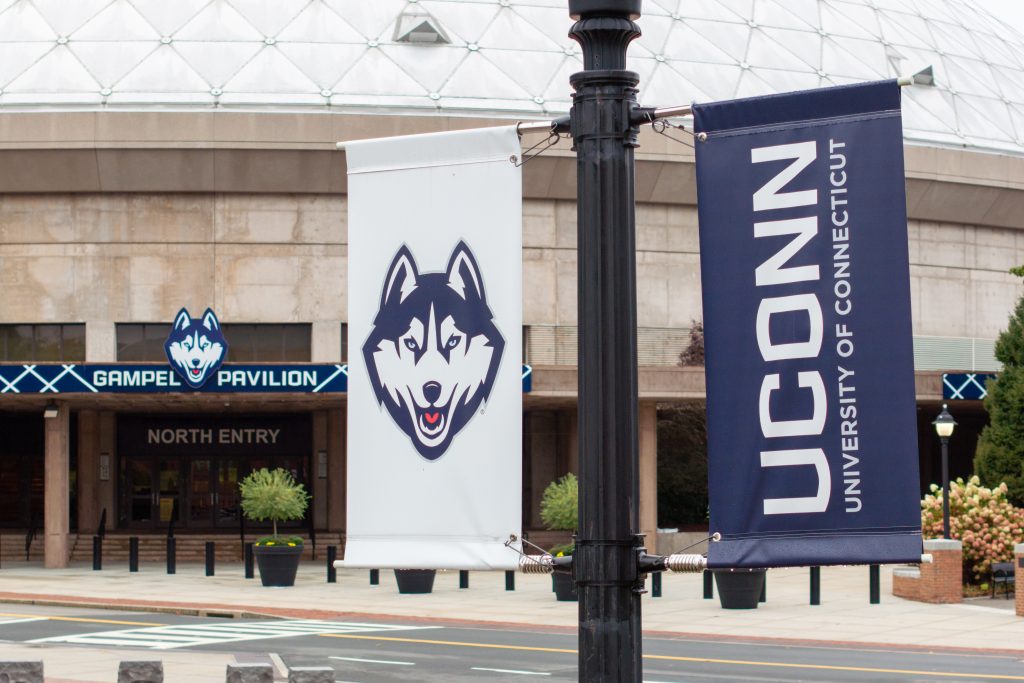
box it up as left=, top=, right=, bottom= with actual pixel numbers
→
left=974, top=268, right=1024, bottom=506
left=239, top=467, right=310, bottom=540
left=678, top=319, right=704, bottom=367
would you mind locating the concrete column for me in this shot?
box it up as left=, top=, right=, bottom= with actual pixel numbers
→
left=44, top=403, right=70, bottom=568
left=98, top=411, right=116, bottom=528
left=86, top=320, right=116, bottom=362
left=77, top=410, right=100, bottom=534
left=558, top=409, right=578, bottom=476
left=326, top=408, right=345, bottom=533
left=312, top=411, right=328, bottom=529
left=1016, top=543, right=1023, bottom=617
left=311, top=320, right=342, bottom=363
left=638, top=401, right=658, bottom=554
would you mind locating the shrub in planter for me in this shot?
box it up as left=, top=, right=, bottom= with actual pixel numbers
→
left=239, top=467, right=310, bottom=587
left=541, top=474, right=578, bottom=602
left=921, top=475, right=1024, bottom=582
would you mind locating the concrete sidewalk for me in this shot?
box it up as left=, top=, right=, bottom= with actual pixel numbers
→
left=0, top=561, right=1021, bottom=654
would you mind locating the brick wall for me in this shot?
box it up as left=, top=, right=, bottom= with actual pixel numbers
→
left=892, top=539, right=962, bottom=604
left=1016, top=544, right=1023, bottom=617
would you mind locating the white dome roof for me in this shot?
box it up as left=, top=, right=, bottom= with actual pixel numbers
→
left=2, top=0, right=1024, bottom=155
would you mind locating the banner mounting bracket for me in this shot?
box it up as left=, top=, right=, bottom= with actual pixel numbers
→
left=510, top=131, right=565, bottom=167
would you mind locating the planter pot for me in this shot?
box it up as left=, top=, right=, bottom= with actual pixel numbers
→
left=713, top=569, right=766, bottom=609
left=253, top=544, right=302, bottom=587
left=394, top=569, right=436, bottom=594
left=552, top=572, right=578, bottom=602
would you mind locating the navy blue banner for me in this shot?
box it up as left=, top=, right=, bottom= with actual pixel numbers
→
left=694, top=80, right=922, bottom=568
left=943, top=373, right=994, bottom=400
left=0, top=363, right=535, bottom=395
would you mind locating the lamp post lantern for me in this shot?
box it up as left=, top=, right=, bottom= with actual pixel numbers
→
left=932, top=404, right=957, bottom=540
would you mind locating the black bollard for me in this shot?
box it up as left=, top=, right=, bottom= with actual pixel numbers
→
left=369, top=569, right=379, bottom=585
left=92, top=535, right=102, bottom=571
left=166, top=537, right=176, bottom=575
left=651, top=571, right=662, bottom=598
left=810, top=566, right=821, bottom=605
left=459, top=570, right=469, bottom=589
left=703, top=570, right=714, bottom=599
left=760, top=574, right=766, bottom=603
left=869, top=564, right=880, bottom=604
left=505, top=570, right=515, bottom=591
left=326, top=546, right=337, bottom=583
left=205, top=541, right=215, bottom=577
left=244, top=543, right=254, bottom=579
left=129, top=536, right=139, bottom=573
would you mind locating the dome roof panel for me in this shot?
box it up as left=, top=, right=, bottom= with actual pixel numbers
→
left=439, top=50, right=532, bottom=102
left=174, top=40, right=262, bottom=88
left=479, top=7, right=565, bottom=52
left=760, top=27, right=820, bottom=70
left=332, top=48, right=427, bottom=98
left=225, top=0, right=307, bottom=37
left=130, top=0, right=208, bottom=37
left=482, top=49, right=567, bottom=99
left=753, top=0, right=817, bottom=31
left=0, top=0, right=1023, bottom=157
left=32, top=0, right=112, bottom=37
left=277, top=3, right=364, bottom=45
left=5, top=44, right=98, bottom=93
left=323, top=0, right=408, bottom=40
left=222, top=45, right=319, bottom=95
left=0, top=2, right=57, bottom=42
left=279, top=42, right=367, bottom=91
left=114, top=44, right=209, bottom=92
left=72, top=0, right=159, bottom=41
left=510, top=6, right=574, bottom=51
left=418, top=1, right=501, bottom=45
left=174, top=1, right=262, bottom=42
left=0, top=42, right=52, bottom=86
left=71, top=41, right=157, bottom=87
left=819, top=3, right=878, bottom=41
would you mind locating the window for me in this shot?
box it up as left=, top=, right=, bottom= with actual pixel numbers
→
left=116, top=323, right=169, bottom=361
left=341, top=323, right=348, bottom=363
left=221, top=324, right=311, bottom=362
left=0, top=324, right=85, bottom=361
left=118, top=323, right=312, bottom=362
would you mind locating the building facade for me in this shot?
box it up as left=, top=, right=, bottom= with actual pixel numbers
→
left=0, top=0, right=1022, bottom=566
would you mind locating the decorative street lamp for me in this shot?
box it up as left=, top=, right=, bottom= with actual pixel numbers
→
left=932, top=404, right=957, bottom=540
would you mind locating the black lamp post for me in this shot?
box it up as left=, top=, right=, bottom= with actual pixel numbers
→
left=566, top=0, right=644, bottom=680
left=932, top=404, right=957, bottom=539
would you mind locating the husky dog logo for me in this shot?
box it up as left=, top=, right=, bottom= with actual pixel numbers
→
left=164, top=308, right=228, bottom=389
left=363, top=241, right=505, bottom=461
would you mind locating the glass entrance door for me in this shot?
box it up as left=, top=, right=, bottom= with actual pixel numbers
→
left=126, top=458, right=182, bottom=529
left=187, top=458, right=241, bottom=528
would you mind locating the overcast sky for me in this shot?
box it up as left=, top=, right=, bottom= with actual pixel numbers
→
left=975, top=0, right=1024, bottom=36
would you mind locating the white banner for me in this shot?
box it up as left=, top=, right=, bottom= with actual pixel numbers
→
left=343, top=126, right=523, bottom=570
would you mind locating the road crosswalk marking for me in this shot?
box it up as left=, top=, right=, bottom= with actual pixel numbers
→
left=29, top=619, right=438, bottom=651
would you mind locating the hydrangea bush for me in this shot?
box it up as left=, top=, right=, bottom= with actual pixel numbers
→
left=921, top=475, right=1024, bottom=582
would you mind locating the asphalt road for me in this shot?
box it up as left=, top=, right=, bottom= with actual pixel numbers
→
left=1, top=604, right=1023, bottom=682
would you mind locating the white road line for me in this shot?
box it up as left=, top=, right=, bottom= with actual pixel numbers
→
left=330, top=656, right=415, bottom=666
left=29, top=620, right=439, bottom=651
left=0, top=618, right=46, bottom=626
left=471, top=668, right=551, bottom=676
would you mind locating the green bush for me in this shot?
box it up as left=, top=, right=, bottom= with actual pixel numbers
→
left=540, top=473, right=577, bottom=555
left=974, top=271, right=1024, bottom=506
left=540, top=473, right=577, bottom=530
left=239, top=467, right=310, bottom=541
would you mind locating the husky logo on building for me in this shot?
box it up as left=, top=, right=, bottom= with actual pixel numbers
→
left=363, top=241, right=505, bottom=461
left=165, top=308, right=228, bottom=389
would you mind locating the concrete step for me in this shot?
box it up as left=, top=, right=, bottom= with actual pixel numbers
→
left=68, top=534, right=343, bottom=563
